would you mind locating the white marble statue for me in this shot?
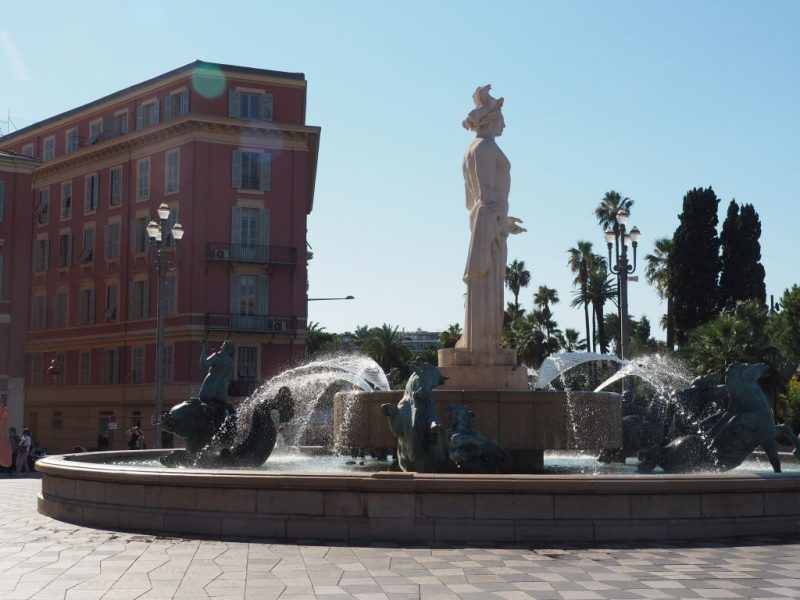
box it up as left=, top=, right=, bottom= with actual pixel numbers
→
left=456, top=85, right=525, bottom=364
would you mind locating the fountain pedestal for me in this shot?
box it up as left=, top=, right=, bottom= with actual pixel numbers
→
left=437, top=348, right=529, bottom=390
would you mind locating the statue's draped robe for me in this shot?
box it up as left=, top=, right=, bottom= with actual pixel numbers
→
left=456, top=136, right=510, bottom=364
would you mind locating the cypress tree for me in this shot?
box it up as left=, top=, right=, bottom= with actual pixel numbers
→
left=719, top=200, right=766, bottom=311
left=668, top=187, right=721, bottom=346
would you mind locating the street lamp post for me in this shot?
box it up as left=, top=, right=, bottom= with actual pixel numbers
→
left=146, top=203, right=184, bottom=448
left=308, top=295, right=355, bottom=301
left=605, top=211, right=641, bottom=398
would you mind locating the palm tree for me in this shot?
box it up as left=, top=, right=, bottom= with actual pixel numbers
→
left=439, top=323, right=462, bottom=348
left=645, top=237, right=675, bottom=351
left=594, top=190, right=635, bottom=231
left=560, top=328, right=587, bottom=352
left=534, top=285, right=559, bottom=312
left=567, top=241, right=597, bottom=349
left=361, top=324, right=412, bottom=373
left=586, top=260, right=617, bottom=354
left=505, top=260, right=531, bottom=307
left=504, top=301, right=525, bottom=326
left=306, top=321, right=336, bottom=358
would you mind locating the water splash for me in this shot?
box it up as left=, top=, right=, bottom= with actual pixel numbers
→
left=535, top=352, right=622, bottom=389
left=593, top=354, right=691, bottom=393
left=235, top=354, right=389, bottom=450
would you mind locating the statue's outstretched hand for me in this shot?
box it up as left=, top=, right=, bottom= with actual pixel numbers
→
left=507, top=216, right=527, bottom=235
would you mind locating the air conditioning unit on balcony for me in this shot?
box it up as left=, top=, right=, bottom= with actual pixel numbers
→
left=268, top=320, right=288, bottom=332
left=214, top=248, right=230, bottom=260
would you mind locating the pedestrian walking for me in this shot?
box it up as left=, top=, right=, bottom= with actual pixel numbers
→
left=16, top=428, right=32, bottom=476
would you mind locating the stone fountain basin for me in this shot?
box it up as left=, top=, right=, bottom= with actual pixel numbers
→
left=334, top=389, right=622, bottom=470
left=36, top=451, right=800, bottom=543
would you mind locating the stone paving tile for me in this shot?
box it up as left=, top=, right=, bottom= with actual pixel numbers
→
left=3, top=477, right=800, bottom=599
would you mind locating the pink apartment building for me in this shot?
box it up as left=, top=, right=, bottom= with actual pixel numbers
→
left=0, top=61, right=320, bottom=451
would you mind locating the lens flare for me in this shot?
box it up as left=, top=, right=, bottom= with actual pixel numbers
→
left=192, top=64, right=226, bottom=99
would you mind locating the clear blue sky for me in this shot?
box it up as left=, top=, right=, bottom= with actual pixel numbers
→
left=2, top=1, right=798, bottom=340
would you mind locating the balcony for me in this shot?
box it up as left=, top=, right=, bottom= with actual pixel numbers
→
left=206, top=243, right=297, bottom=265
left=205, top=313, right=303, bottom=333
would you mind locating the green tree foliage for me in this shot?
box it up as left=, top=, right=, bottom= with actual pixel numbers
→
left=504, top=259, right=531, bottom=307
left=644, top=236, right=675, bottom=351
left=594, top=190, right=634, bottom=231
left=360, top=323, right=412, bottom=373
left=668, top=187, right=721, bottom=346
left=305, top=321, right=337, bottom=358
left=416, top=345, right=439, bottom=366
left=559, top=328, right=587, bottom=352
left=439, top=323, right=462, bottom=349
left=719, top=200, right=766, bottom=311
left=767, top=285, right=800, bottom=373
left=567, top=241, right=597, bottom=350
left=586, top=260, right=616, bottom=354
left=782, top=377, right=800, bottom=434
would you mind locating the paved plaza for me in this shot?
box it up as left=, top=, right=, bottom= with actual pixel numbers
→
left=1, top=476, right=800, bottom=600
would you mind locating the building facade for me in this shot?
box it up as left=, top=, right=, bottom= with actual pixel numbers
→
left=0, top=61, right=320, bottom=451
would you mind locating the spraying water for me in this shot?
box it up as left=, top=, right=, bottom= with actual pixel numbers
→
left=593, top=354, right=691, bottom=393
left=535, top=352, right=622, bottom=389
left=235, top=353, right=389, bottom=449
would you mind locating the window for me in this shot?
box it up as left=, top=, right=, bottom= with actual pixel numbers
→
left=33, top=238, right=49, bottom=272
left=52, top=411, right=63, bottom=429
left=104, top=222, right=121, bottom=259
left=44, top=137, right=55, bottom=161
left=61, top=181, right=72, bottom=220
left=102, top=349, right=119, bottom=384
left=54, top=291, right=68, bottom=328
left=22, top=143, right=34, bottom=157
left=0, top=181, right=4, bottom=221
left=79, top=351, right=91, bottom=385
left=58, top=231, right=73, bottom=268
left=31, top=353, right=43, bottom=386
left=82, top=225, right=95, bottom=262
left=137, top=158, right=150, bottom=200
left=232, top=150, right=271, bottom=191
left=89, top=119, right=102, bottom=144
left=105, top=110, right=128, bottom=139
left=165, top=90, right=189, bottom=120
left=110, top=166, right=122, bottom=206
left=228, top=90, right=273, bottom=121
left=0, top=256, right=3, bottom=300
left=131, top=215, right=149, bottom=253
left=66, top=128, right=79, bottom=153
left=163, top=276, right=176, bottom=316
left=231, top=206, right=270, bottom=260
left=136, top=99, right=159, bottom=129
left=36, top=189, right=49, bottom=225
left=132, top=347, right=144, bottom=384
left=238, top=346, right=257, bottom=379
left=129, top=279, right=149, bottom=319
left=162, top=345, right=173, bottom=384
left=165, top=150, right=179, bottom=193
left=85, top=173, right=99, bottom=212
left=54, top=353, right=65, bottom=386
left=31, top=295, right=47, bottom=330
left=105, top=282, right=118, bottom=322
left=230, top=274, right=268, bottom=330
left=77, top=288, right=96, bottom=326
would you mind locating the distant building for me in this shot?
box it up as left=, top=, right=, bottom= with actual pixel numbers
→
left=0, top=61, right=320, bottom=451
left=0, top=150, right=40, bottom=434
left=400, top=329, right=441, bottom=354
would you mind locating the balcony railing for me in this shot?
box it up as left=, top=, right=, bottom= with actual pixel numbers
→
left=205, top=313, right=303, bottom=333
left=206, top=243, right=297, bottom=265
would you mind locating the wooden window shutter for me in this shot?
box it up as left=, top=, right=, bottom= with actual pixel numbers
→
left=231, top=150, right=242, bottom=188
left=231, top=206, right=242, bottom=245
left=259, top=208, right=270, bottom=247
left=230, top=276, right=241, bottom=315
left=89, top=288, right=96, bottom=324
left=262, top=94, right=273, bottom=121
left=181, top=90, right=189, bottom=116
left=67, top=233, right=73, bottom=266
left=164, top=94, right=172, bottom=121
left=154, top=98, right=160, bottom=124
left=104, top=225, right=110, bottom=259
left=257, top=276, right=268, bottom=316
left=260, top=153, right=271, bottom=191
left=229, top=90, right=240, bottom=118
left=143, top=280, right=150, bottom=318
left=43, top=239, right=50, bottom=271
left=136, top=105, right=143, bottom=130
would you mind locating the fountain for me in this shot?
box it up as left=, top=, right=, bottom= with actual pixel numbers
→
left=35, top=85, right=800, bottom=543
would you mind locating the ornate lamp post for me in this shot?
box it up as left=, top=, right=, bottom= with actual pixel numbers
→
left=146, top=203, right=184, bottom=448
left=604, top=211, right=641, bottom=395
